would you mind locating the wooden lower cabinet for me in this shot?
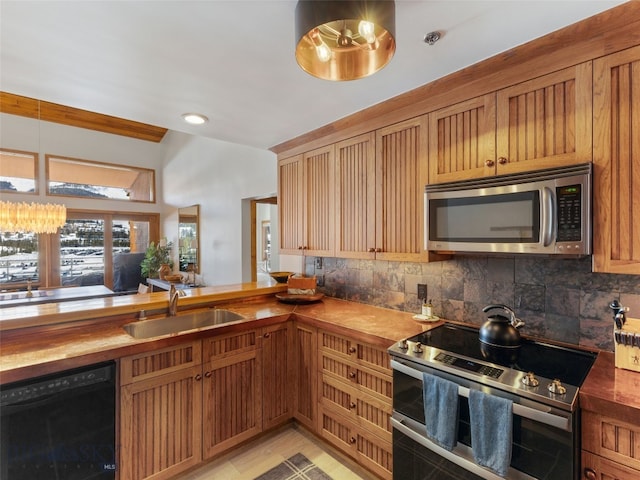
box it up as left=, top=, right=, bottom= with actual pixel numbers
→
left=202, top=328, right=262, bottom=459
left=318, top=330, right=393, bottom=479
left=261, top=322, right=294, bottom=430
left=582, top=410, right=640, bottom=479
left=293, top=321, right=318, bottom=431
left=120, top=342, right=203, bottom=480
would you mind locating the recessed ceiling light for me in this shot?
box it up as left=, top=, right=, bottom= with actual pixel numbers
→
left=182, top=113, right=208, bottom=125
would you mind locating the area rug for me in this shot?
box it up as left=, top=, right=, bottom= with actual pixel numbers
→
left=253, top=453, right=333, bottom=480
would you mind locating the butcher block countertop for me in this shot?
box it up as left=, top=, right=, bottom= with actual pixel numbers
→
left=0, top=285, right=429, bottom=384
left=579, top=352, right=640, bottom=424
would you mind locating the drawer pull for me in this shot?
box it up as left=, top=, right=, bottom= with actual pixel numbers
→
left=195, top=374, right=202, bottom=381
left=264, top=332, right=271, bottom=338
left=583, top=468, right=596, bottom=480
left=349, top=371, right=357, bottom=379
left=349, top=402, right=356, bottom=409
left=204, top=371, right=212, bottom=378
left=349, top=436, right=357, bottom=444
left=348, top=346, right=357, bottom=354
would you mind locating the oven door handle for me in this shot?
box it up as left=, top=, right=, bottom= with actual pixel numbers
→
left=391, top=359, right=571, bottom=431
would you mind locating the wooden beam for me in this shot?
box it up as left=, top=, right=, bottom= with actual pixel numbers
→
left=0, top=92, right=168, bottom=143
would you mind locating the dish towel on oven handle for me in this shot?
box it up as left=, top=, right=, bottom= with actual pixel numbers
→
left=468, top=388, right=513, bottom=477
left=422, top=372, right=459, bottom=451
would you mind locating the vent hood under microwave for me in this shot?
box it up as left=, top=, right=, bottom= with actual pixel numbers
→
left=425, top=163, right=592, bottom=256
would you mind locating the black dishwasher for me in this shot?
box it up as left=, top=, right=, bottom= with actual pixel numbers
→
left=1, top=361, right=116, bottom=480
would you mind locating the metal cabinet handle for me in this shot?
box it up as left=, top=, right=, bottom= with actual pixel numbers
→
left=264, top=332, right=271, bottom=338
left=204, top=371, right=212, bottom=378
left=195, top=374, right=202, bottom=381
left=498, top=157, right=508, bottom=165
left=368, top=247, right=375, bottom=252
left=348, top=346, right=356, bottom=354
left=374, top=248, right=382, bottom=253
left=349, top=402, right=356, bottom=409
left=349, top=371, right=357, bottom=379
left=583, top=468, right=596, bottom=480
left=349, top=436, right=357, bottom=444
left=485, top=159, right=495, bottom=167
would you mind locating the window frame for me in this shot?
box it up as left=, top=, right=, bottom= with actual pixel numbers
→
left=45, top=154, right=156, bottom=203
left=0, top=147, right=39, bottom=195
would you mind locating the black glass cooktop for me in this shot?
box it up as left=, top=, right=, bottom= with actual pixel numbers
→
left=408, top=323, right=597, bottom=387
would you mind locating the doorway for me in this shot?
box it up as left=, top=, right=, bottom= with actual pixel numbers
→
left=250, top=196, right=278, bottom=282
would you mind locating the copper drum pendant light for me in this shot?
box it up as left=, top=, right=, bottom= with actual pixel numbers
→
left=295, top=0, right=396, bottom=81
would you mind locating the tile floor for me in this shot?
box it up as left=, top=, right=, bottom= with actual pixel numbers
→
left=181, top=424, right=376, bottom=480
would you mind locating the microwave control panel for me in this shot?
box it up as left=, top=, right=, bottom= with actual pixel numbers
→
left=556, top=184, right=582, bottom=242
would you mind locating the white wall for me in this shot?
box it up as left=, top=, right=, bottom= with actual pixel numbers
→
left=161, top=130, right=277, bottom=286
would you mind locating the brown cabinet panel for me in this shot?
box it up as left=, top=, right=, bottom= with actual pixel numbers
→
left=120, top=364, right=202, bottom=480
left=375, top=116, right=429, bottom=262
left=303, top=145, right=336, bottom=256
left=120, top=341, right=201, bottom=385
left=262, top=322, right=293, bottom=429
left=293, top=322, right=318, bottom=430
left=429, top=94, right=497, bottom=183
left=278, top=154, right=304, bottom=255
left=335, top=133, right=377, bottom=259
left=582, top=450, right=640, bottom=480
left=583, top=410, right=640, bottom=472
left=593, top=45, right=640, bottom=274
left=203, top=329, right=262, bottom=459
left=496, top=62, right=593, bottom=175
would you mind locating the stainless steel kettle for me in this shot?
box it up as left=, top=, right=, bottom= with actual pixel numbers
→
left=479, top=304, right=525, bottom=348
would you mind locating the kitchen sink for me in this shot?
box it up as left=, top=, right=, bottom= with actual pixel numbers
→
left=123, top=309, right=245, bottom=339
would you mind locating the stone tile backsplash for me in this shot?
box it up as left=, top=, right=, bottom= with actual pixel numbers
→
left=306, top=256, right=640, bottom=352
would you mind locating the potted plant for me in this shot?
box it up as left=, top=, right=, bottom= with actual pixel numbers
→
left=141, top=240, right=174, bottom=279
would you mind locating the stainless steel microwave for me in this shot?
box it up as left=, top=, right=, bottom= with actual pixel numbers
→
left=425, top=163, right=592, bottom=255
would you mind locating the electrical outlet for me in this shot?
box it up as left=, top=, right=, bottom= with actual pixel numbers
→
left=316, top=275, right=325, bottom=287
left=315, top=257, right=323, bottom=269
left=417, top=283, right=427, bottom=300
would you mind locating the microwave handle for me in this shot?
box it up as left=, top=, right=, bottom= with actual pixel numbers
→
left=541, top=187, right=555, bottom=247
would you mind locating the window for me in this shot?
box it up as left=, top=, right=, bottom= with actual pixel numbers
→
left=46, top=155, right=155, bottom=202
left=0, top=148, right=38, bottom=194
left=58, top=211, right=158, bottom=292
left=0, top=232, right=39, bottom=286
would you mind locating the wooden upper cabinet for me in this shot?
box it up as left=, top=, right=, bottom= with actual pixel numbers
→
left=278, top=154, right=304, bottom=255
left=593, top=45, right=640, bottom=274
left=278, top=146, right=335, bottom=257
left=496, top=62, right=593, bottom=175
left=303, top=145, right=335, bottom=256
left=376, top=116, right=429, bottom=261
left=429, top=94, right=497, bottom=184
left=335, top=133, right=377, bottom=259
left=429, top=63, right=592, bottom=184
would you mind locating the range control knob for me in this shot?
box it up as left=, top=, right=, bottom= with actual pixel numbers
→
left=413, top=342, right=423, bottom=354
left=548, top=379, right=567, bottom=395
left=521, top=372, right=539, bottom=387
left=398, top=339, right=408, bottom=350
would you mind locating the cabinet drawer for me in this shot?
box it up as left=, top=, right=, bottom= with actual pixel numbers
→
left=582, top=410, right=640, bottom=471
left=120, top=341, right=201, bottom=385
left=202, top=328, right=258, bottom=360
left=320, top=331, right=391, bottom=373
left=582, top=450, right=640, bottom=480
left=319, top=406, right=392, bottom=480
left=320, top=373, right=392, bottom=442
left=320, top=350, right=392, bottom=401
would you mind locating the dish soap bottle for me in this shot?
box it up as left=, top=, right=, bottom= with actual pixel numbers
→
left=422, top=299, right=433, bottom=318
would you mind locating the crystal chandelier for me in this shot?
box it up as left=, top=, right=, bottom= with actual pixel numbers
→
left=0, top=201, right=67, bottom=234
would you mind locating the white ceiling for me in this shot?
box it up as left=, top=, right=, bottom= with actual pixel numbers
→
left=0, top=1, right=625, bottom=150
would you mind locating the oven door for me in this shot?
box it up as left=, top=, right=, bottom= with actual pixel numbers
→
left=391, top=359, right=578, bottom=480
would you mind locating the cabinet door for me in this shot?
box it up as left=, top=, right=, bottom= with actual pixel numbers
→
left=293, top=322, right=318, bottom=431
left=202, top=330, right=261, bottom=458
left=303, top=144, right=335, bottom=256
left=120, top=343, right=202, bottom=480
left=582, top=410, right=640, bottom=472
left=496, top=62, right=593, bottom=175
left=335, top=132, right=377, bottom=259
left=278, top=154, right=304, bottom=255
left=593, top=46, right=640, bottom=274
left=429, top=94, right=497, bottom=183
left=376, top=116, right=429, bottom=262
left=261, top=322, right=293, bottom=429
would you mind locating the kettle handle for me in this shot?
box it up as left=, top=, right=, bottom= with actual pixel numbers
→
left=482, top=304, right=525, bottom=329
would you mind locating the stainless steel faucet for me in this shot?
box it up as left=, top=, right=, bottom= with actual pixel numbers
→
left=169, top=283, right=185, bottom=316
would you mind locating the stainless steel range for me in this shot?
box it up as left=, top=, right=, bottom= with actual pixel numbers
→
left=388, top=322, right=597, bottom=479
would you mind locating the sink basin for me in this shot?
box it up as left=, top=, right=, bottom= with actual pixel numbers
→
left=123, top=309, right=245, bottom=339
